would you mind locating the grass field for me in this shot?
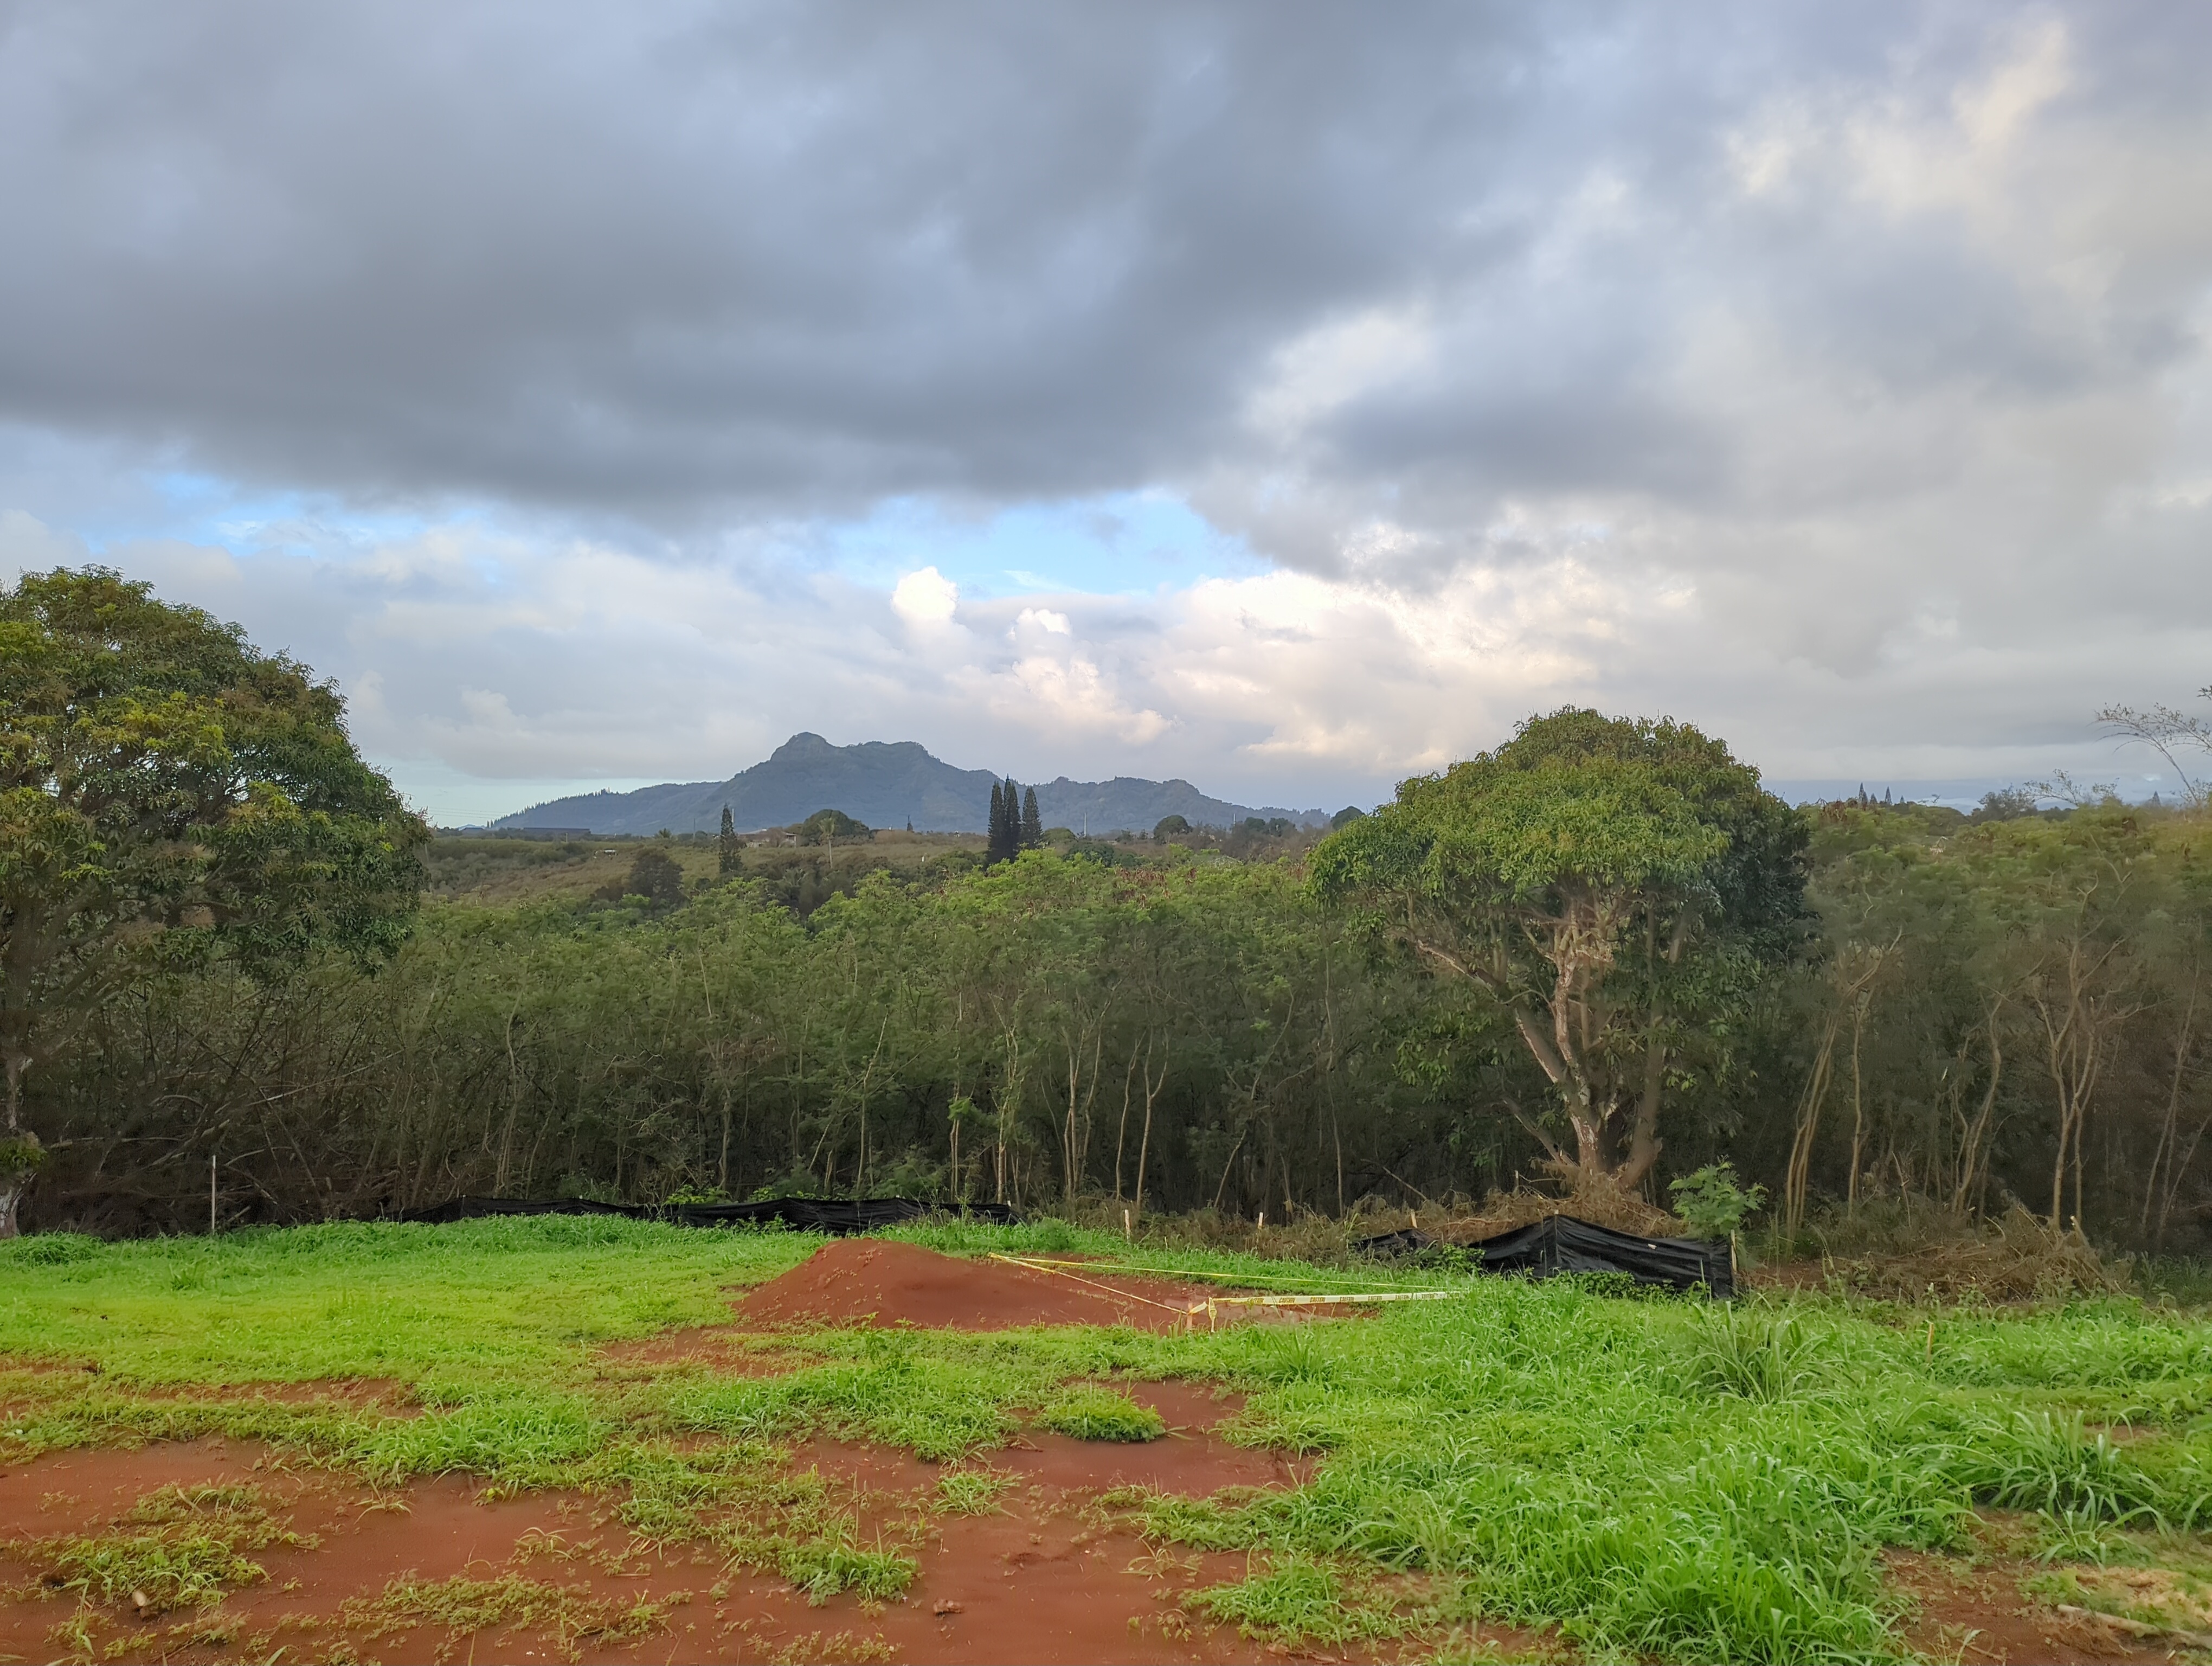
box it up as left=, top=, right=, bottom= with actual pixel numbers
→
left=6, top=1217, right=2212, bottom=1662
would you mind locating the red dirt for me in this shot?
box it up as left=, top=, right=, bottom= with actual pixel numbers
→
left=0, top=1249, right=1496, bottom=1661
left=732, top=1239, right=1233, bottom=1332
left=1887, top=1548, right=2185, bottom=1665
left=0, top=1426, right=1372, bottom=1664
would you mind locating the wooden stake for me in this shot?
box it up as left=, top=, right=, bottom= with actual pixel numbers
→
left=1123, top=1208, right=1131, bottom=1242
left=209, top=1154, right=217, bottom=1236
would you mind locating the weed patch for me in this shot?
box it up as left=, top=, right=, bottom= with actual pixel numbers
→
left=11, top=1482, right=310, bottom=1617
left=1036, top=1386, right=1165, bottom=1442
left=342, top=1572, right=680, bottom=1663
left=1187, top=1555, right=1406, bottom=1643
left=933, top=1468, right=1012, bottom=1514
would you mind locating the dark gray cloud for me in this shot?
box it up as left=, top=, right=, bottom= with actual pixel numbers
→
left=18, top=1, right=2174, bottom=528
left=4, top=1, right=2211, bottom=820
left=0, top=0, right=1553, bottom=518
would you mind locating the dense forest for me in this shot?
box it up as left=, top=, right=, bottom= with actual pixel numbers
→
left=21, top=777, right=2212, bottom=1253
left=10, top=569, right=2212, bottom=1252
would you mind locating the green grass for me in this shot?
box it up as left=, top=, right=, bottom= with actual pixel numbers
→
left=1036, top=1385, right=1167, bottom=1442
left=932, top=1468, right=1013, bottom=1515
left=20, top=1482, right=308, bottom=1616
left=7, top=1216, right=2212, bottom=1661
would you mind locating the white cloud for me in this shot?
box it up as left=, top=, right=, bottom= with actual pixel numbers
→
left=1245, top=304, right=1435, bottom=443
left=891, top=565, right=959, bottom=625
left=0, top=508, right=87, bottom=576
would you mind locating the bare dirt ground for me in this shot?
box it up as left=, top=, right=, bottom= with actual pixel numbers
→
left=1887, top=1544, right=2189, bottom=1665
left=731, top=1238, right=1227, bottom=1333
left=0, top=1424, right=1316, bottom=1665
left=2, top=1244, right=1470, bottom=1664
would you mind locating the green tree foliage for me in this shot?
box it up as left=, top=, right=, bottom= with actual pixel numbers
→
left=1669, top=1162, right=1765, bottom=1236
left=596, top=847, right=687, bottom=911
left=24, top=689, right=2212, bottom=1260
left=0, top=567, right=425, bottom=1235
left=1020, top=786, right=1043, bottom=851
left=1776, top=798, right=2198, bottom=1239
left=987, top=779, right=1023, bottom=866
left=717, top=805, right=742, bottom=876
left=1153, top=813, right=1190, bottom=841
left=1311, top=708, right=1807, bottom=1189
left=796, top=808, right=870, bottom=846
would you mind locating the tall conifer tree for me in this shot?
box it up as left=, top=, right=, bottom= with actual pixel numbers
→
left=987, top=780, right=1007, bottom=865
left=1020, top=786, right=1043, bottom=849
left=718, top=805, right=741, bottom=876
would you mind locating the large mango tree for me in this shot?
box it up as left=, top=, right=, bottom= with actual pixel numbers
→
left=1, top=567, right=426, bottom=1235
left=1313, top=708, right=1808, bottom=1191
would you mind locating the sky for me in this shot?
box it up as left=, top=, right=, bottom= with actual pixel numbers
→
left=3, top=2, right=2210, bottom=824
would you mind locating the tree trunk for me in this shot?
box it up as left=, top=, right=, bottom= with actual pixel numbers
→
left=1113, top=1040, right=1136, bottom=1202
left=1784, top=1012, right=1841, bottom=1235
left=2144, top=975, right=2197, bottom=1242
left=1618, top=1039, right=1666, bottom=1190
left=1846, top=996, right=1872, bottom=1215
left=0, top=1052, right=36, bottom=1239
left=1950, top=1006, right=2002, bottom=1218
left=1133, top=1042, right=1163, bottom=1216
left=1567, top=1097, right=1611, bottom=1188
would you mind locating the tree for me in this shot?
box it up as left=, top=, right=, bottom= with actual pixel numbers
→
left=1153, top=814, right=1190, bottom=842
left=1020, top=786, right=1043, bottom=850
left=718, top=805, right=742, bottom=876
left=1311, top=708, right=1808, bottom=1190
left=796, top=808, right=869, bottom=846
left=1, top=567, right=426, bottom=1235
left=987, top=779, right=1024, bottom=866
left=597, top=846, right=688, bottom=910
left=2097, top=691, right=2212, bottom=809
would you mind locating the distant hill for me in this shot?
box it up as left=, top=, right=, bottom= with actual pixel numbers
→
left=488, top=733, right=1328, bottom=836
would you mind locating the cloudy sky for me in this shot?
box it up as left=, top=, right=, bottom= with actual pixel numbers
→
left=3, top=2, right=2209, bottom=822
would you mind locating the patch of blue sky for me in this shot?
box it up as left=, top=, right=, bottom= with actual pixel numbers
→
left=70, top=466, right=1268, bottom=607
left=75, top=467, right=443, bottom=559
left=818, top=490, right=1267, bottom=599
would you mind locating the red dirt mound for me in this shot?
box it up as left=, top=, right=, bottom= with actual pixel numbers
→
left=734, top=1239, right=1221, bottom=1332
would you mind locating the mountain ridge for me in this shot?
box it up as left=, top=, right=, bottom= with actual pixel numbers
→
left=487, top=733, right=1332, bottom=836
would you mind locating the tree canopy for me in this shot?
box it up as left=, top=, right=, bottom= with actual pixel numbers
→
left=796, top=808, right=870, bottom=845
left=1312, top=708, right=1807, bottom=1188
left=0, top=567, right=426, bottom=1233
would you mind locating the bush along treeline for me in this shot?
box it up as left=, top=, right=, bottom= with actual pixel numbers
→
left=12, top=567, right=2212, bottom=1253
